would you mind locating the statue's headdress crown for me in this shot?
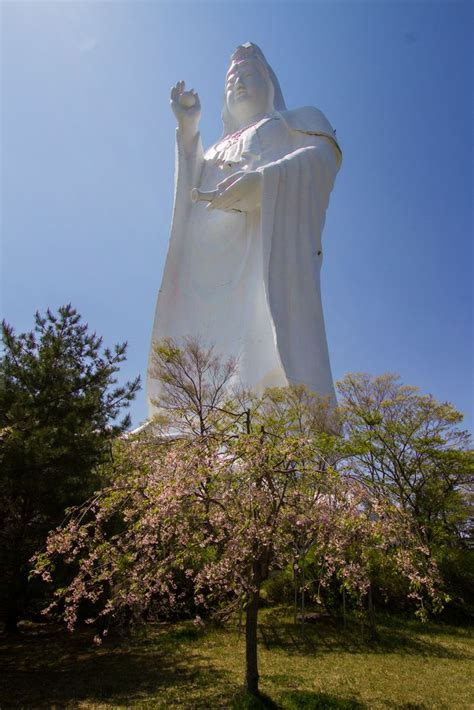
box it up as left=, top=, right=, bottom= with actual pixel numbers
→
left=230, top=42, right=261, bottom=65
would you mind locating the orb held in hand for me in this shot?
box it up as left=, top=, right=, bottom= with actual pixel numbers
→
left=179, top=92, right=196, bottom=109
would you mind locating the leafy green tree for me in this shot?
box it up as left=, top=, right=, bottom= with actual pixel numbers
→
left=337, top=373, right=473, bottom=550
left=0, top=305, right=140, bottom=631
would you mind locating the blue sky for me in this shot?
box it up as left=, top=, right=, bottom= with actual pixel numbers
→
left=1, top=0, right=472, bottom=431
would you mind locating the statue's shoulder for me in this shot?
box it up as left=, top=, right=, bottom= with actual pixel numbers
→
left=281, top=106, right=341, bottom=158
left=281, top=106, right=334, bottom=137
left=281, top=106, right=339, bottom=147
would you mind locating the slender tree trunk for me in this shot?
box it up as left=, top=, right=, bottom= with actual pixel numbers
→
left=245, top=557, right=264, bottom=697
left=301, top=563, right=305, bottom=626
left=342, top=586, right=347, bottom=630
left=245, top=585, right=260, bottom=695
left=4, top=603, right=20, bottom=634
left=2, top=554, right=25, bottom=634
left=293, top=561, right=298, bottom=626
left=367, top=583, right=377, bottom=642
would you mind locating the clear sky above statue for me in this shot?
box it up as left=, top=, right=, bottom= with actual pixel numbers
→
left=2, top=2, right=472, bottom=430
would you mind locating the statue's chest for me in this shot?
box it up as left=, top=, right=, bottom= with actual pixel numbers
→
left=252, top=117, right=294, bottom=168
left=207, top=117, right=292, bottom=176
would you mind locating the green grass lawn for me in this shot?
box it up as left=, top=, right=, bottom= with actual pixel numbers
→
left=1, top=609, right=472, bottom=709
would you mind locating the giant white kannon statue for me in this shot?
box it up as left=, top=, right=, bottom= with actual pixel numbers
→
left=147, top=42, right=342, bottom=416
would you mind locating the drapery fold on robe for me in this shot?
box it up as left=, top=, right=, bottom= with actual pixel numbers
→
left=147, top=107, right=341, bottom=416
left=259, top=141, right=338, bottom=403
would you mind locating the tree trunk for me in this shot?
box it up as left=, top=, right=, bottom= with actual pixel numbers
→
left=301, top=563, right=305, bottom=626
left=342, top=586, right=346, bottom=630
left=245, top=584, right=260, bottom=695
left=367, top=583, right=377, bottom=642
left=293, top=561, right=298, bottom=626
left=2, top=559, right=24, bottom=634
left=4, top=604, right=20, bottom=634
left=238, top=595, right=243, bottom=636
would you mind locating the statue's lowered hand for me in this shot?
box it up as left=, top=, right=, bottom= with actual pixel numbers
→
left=208, top=170, right=262, bottom=212
left=170, top=81, right=201, bottom=135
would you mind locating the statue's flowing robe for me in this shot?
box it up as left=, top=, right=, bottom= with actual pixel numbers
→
left=147, top=107, right=342, bottom=415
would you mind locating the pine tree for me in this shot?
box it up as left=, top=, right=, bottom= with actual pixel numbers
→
left=0, top=305, right=140, bottom=631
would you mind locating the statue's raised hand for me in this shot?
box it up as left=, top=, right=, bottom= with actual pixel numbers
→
left=170, top=81, right=201, bottom=137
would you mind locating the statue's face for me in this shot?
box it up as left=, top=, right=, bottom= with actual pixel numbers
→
left=225, top=60, right=269, bottom=124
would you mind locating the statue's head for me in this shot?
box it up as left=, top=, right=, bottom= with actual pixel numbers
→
left=221, top=43, right=286, bottom=136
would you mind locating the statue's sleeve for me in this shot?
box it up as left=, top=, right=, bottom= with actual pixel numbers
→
left=174, top=129, right=205, bottom=213
left=147, top=130, right=204, bottom=411
left=256, top=137, right=340, bottom=400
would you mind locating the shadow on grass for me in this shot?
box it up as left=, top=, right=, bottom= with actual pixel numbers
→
left=1, top=615, right=471, bottom=708
left=259, top=611, right=473, bottom=661
left=375, top=614, right=474, bottom=640
left=281, top=690, right=366, bottom=709
left=231, top=688, right=281, bottom=709
left=231, top=688, right=366, bottom=709
left=0, top=622, right=238, bottom=709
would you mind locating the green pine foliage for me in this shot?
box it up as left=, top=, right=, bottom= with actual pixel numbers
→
left=0, top=305, right=140, bottom=631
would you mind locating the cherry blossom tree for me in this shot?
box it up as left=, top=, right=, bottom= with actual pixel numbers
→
left=33, top=341, right=445, bottom=697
